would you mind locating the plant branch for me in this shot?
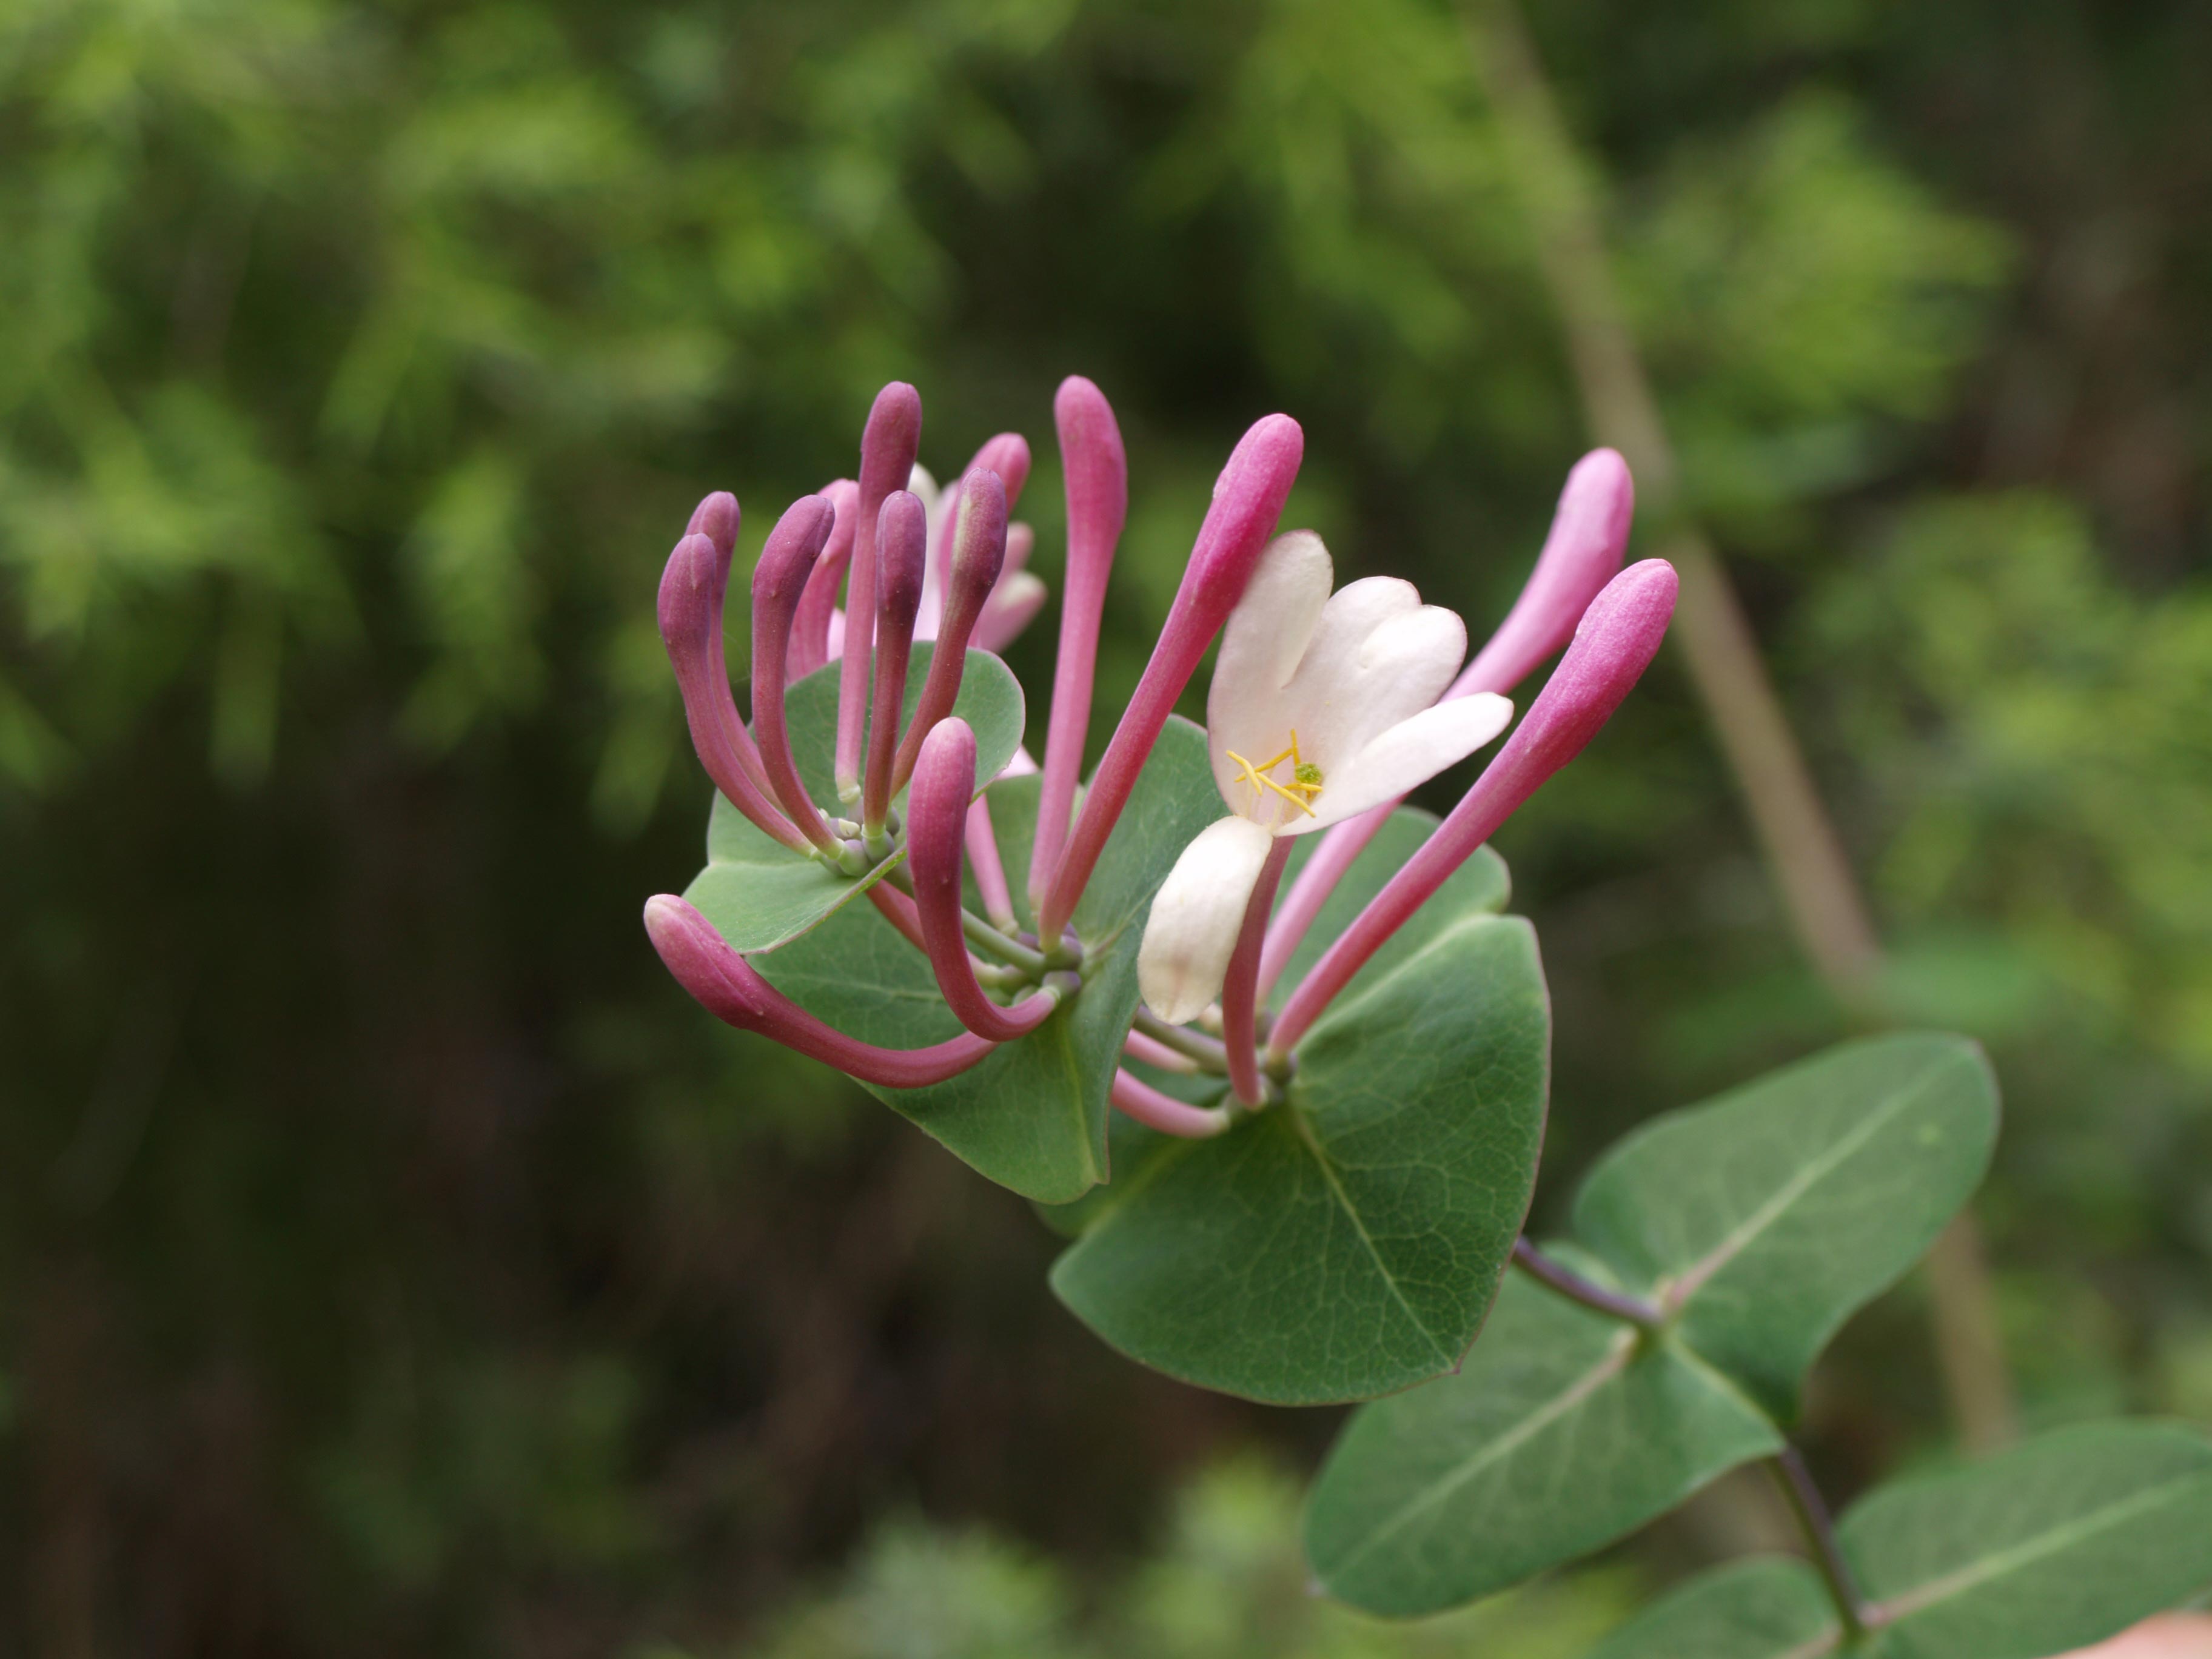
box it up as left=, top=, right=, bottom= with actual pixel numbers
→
left=1464, top=0, right=2016, bottom=1453
left=1768, top=1447, right=1873, bottom=1639
left=1511, top=1238, right=1663, bottom=1330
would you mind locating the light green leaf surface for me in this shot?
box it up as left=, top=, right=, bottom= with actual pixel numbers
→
left=1304, top=1267, right=1781, bottom=1617
left=683, top=645, right=1024, bottom=952
left=751, top=715, right=1221, bottom=1204
left=1582, top=1557, right=1837, bottom=1659
left=1048, top=823, right=1546, bottom=1404
left=1846, top=1421, right=2212, bottom=1659
left=1572, top=1033, right=1999, bottom=1418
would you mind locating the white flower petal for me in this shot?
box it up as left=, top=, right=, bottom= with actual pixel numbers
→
left=1292, top=598, right=1466, bottom=769
left=1290, top=692, right=1513, bottom=832
left=1137, top=815, right=1274, bottom=1023
left=1207, top=532, right=1333, bottom=806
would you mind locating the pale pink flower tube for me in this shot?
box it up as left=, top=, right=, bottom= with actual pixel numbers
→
left=890, top=469, right=1005, bottom=796
left=791, top=478, right=859, bottom=681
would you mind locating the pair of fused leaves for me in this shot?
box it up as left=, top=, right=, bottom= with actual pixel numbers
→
left=1304, top=1033, right=2002, bottom=1617
left=1589, top=1421, right=2212, bottom=1659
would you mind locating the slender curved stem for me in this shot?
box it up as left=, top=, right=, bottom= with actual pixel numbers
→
left=959, top=908, right=1049, bottom=976
left=1223, top=838, right=1294, bottom=1105
left=1510, top=1238, right=1663, bottom=1331
left=1769, top=1447, right=1873, bottom=1639
left=1110, top=1070, right=1233, bottom=1139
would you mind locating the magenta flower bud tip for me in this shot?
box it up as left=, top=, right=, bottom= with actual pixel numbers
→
left=792, top=478, right=859, bottom=679
left=749, top=495, right=842, bottom=850
left=1456, top=447, right=1635, bottom=699
left=657, top=527, right=810, bottom=854
left=909, top=717, right=1060, bottom=1042
left=909, top=717, right=979, bottom=890
left=751, top=494, right=836, bottom=615
left=948, top=468, right=1009, bottom=606
left=965, top=432, right=1031, bottom=510
left=685, top=489, right=739, bottom=558
left=876, top=490, right=927, bottom=625
left=860, top=382, right=924, bottom=503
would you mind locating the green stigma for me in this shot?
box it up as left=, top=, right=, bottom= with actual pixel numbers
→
left=1294, top=761, right=1324, bottom=787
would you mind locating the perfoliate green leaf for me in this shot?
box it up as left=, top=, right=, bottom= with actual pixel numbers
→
left=683, top=645, right=1024, bottom=953
left=1304, top=1267, right=1781, bottom=1617
left=1049, top=816, right=1544, bottom=1404
left=1583, top=1557, right=1836, bottom=1659
left=1572, top=1033, right=1999, bottom=1418
left=750, top=715, right=1221, bottom=1204
left=1846, top=1421, right=2212, bottom=1659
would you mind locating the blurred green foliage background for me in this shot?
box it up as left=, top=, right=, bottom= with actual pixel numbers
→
left=1, top=0, right=2208, bottom=1652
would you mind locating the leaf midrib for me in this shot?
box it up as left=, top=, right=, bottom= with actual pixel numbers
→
left=1322, top=1327, right=1640, bottom=1580
left=1660, top=1058, right=1959, bottom=1310
left=1866, top=1471, right=2212, bottom=1625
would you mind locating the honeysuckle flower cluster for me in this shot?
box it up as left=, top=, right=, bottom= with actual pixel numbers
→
left=643, top=375, right=1675, bottom=1144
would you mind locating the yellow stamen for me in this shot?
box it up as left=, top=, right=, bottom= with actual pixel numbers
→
left=1224, top=730, right=1323, bottom=820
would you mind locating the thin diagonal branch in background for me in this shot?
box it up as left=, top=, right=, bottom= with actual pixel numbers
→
left=1464, top=0, right=2016, bottom=1453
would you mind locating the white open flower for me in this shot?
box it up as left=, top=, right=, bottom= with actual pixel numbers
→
left=1136, top=531, right=1513, bottom=1024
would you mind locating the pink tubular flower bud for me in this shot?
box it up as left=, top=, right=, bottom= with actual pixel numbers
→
left=749, top=495, right=842, bottom=853
left=1030, top=375, right=1128, bottom=920
left=837, top=384, right=923, bottom=799
left=1039, top=412, right=1304, bottom=941
left=658, top=526, right=812, bottom=856
left=1453, top=447, right=1634, bottom=700
left=645, top=894, right=1002, bottom=1088
left=686, top=488, right=740, bottom=556
left=862, top=491, right=927, bottom=836
left=908, top=718, right=1062, bottom=1042
left=1269, top=559, right=1679, bottom=1057
left=1258, top=449, right=1636, bottom=997
left=791, top=478, right=859, bottom=681
left=890, top=469, right=1005, bottom=796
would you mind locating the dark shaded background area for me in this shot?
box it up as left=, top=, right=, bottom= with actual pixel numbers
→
left=2, top=0, right=2209, bottom=1652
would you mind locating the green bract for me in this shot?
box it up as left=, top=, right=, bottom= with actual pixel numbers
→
left=683, top=646, right=1025, bottom=953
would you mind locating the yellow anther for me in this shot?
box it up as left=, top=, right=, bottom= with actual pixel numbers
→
left=1224, top=730, right=1322, bottom=820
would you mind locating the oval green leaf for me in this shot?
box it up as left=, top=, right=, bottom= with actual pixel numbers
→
left=1305, top=1264, right=1781, bottom=1615
left=1570, top=1033, right=1999, bottom=1419
left=1583, top=1557, right=1837, bottom=1659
